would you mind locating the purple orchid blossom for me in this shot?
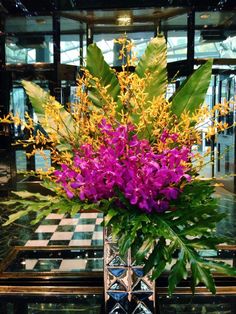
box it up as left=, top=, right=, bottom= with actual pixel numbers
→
left=54, top=120, right=192, bottom=213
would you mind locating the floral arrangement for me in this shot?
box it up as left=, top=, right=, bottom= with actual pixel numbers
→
left=1, top=36, right=235, bottom=294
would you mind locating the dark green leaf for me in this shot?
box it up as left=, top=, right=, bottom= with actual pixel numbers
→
left=202, top=260, right=236, bottom=276
left=191, top=260, right=216, bottom=294
left=168, top=250, right=188, bottom=295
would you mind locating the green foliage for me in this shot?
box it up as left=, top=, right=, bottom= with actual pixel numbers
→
left=170, top=59, right=213, bottom=117
left=101, top=180, right=236, bottom=295
left=1, top=189, right=95, bottom=226
left=86, top=43, right=120, bottom=106
left=22, top=80, right=49, bottom=115
left=21, top=80, right=74, bottom=150
left=135, top=36, right=167, bottom=101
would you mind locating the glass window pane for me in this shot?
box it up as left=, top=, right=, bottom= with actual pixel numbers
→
left=60, top=34, right=82, bottom=66
left=5, top=16, right=52, bottom=33
left=6, top=35, right=53, bottom=64
left=195, top=30, right=236, bottom=59
left=167, top=31, right=187, bottom=62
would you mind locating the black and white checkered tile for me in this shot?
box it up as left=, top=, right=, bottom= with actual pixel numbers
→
left=25, top=212, right=104, bottom=247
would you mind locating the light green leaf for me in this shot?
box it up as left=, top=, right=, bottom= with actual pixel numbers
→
left=22, top=80, right=74, bottom=141
left=11, top=190, right=49, bottom=200
left=86, top=44, right=120, bottom=106
left=135, top=36, right=167, bottom=101
left=11, top=190, right=37, bottom=199
left=104, top=208, right=119, bottom=225
left=31, top=208, right=52, bottom=225
left=22, top=80, right=48, bottom=115
left=171, top=59, right=213, bottom=117
left=3, top=209, right=30, bottom=226
left=56, top=142, right=72, bottom=152
left=71, top=204, right=82, bottom=217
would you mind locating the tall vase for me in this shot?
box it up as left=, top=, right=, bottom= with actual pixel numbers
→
left=104, top=227, right=156, bottom=313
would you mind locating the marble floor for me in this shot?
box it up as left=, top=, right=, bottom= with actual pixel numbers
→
left=24, top=212, right=104, bottom=248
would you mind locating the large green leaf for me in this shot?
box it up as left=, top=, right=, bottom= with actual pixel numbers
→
left=135, top=36, right=167, bottom=101
left=22, top=80, right=74, bottom=147
left=86, top=44, right=120, bottom=106
left=171, top=59, right=213, bottom=117
left=22, top=80, right=53, bottom=116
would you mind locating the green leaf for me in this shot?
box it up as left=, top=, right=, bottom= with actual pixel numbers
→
left=3, top=209, right=30, bottom=226
left=135, top=36, right=167, bottom=101
left=191, top=260, right=216, bottom=294
left=168, top=250, right=188, bottom=295
left=71, top=203, right=82, bottom=217
left=104, top=208, right=119, bottom=225
left=22, top=80, right=74, bottom=141
left=171, top=59, right=213, bottom=117
left=119, top=234, right=132, bottom=256
left=202, top=259, right=236, bottom=277
left=86, top=44, right=120, bottom=106
left=22, top=80, right=48, bottom=115
left=151, top=260, right=167, bottom=280
left=144, top=238, right=168, bottom=277
left=135, top=238, right=153, bottom=263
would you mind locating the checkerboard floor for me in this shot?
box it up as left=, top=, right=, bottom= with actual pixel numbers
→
left=25, top=212, right=104, bottom=248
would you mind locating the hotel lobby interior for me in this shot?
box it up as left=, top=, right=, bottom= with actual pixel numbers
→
left=0, top=1, right=236, bottom=313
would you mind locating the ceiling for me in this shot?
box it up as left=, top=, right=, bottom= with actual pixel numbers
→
left=0, top=0, right=236, bottom=16
left=4, top=9, right=236, bottom=35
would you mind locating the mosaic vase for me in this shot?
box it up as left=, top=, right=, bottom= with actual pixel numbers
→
left=104, top=227, right=156, bottom=314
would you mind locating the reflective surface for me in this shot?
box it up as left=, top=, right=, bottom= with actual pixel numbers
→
left=3, top=248, right=103, bottom=273
left=0, top=295, right=103, bottom=314
left=104, top=227, right=155, bottom=314
left=157, top=295, right=236, bottom=314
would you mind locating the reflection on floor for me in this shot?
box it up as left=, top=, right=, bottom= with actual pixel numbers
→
left=5, top=247, right=103, bottom=273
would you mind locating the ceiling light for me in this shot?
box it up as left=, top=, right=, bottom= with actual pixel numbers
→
left=35, top=18, right=46, bottom=25
left=200, top=13, right=210, bottom=20
left=117, top=15, right=132, bottom=26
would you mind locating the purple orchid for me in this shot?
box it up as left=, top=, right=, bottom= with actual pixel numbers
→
left=54, top=120, right=192, bottom=213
